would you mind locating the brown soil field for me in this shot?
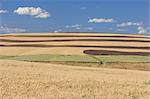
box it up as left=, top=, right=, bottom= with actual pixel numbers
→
left=84, top=50, right=150, bottom=56
left=0, top=60, right=150, bottom=99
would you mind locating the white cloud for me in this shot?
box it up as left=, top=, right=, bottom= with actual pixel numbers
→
left=117, top=22, right=143, bottom=27
left=137, top=26, right=145, bottom=34
left=54, top=29, right=62, bottom=33
left=88, top=18, right=115, bottom=23
left=0, top=26, right=26, bottom=33
left=0, top=9, right=8, bottom=14
left=117, top=21, right=149, bottom=34
left=65, top=24, right=81, bottom=28
left=14, top=7, right=50, bottom=18
left=65, top=24, right=82, bottom=30
left=137, top=26, right=150, bottom=34
left=65, top=24, right=94, bottom=31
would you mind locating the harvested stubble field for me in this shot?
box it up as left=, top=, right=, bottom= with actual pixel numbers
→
left=0, top=33, right=150, bottom=98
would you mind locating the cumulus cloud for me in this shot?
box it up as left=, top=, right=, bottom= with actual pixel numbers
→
left=0, top=26, right=26, bottom=33
left=137, top=26, right=150, bottom=34
left=137, top=26, right=145, bottom=34
left=0, top=9, right=8, bottom=14
left=88, top=18, right=115, bottom=23
left=14, top=7, right=50, bottom=18
left=117, top=21, right=149, bottom=34
left=117, top=22, right=143, bottom=27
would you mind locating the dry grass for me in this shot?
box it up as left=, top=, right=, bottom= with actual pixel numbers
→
left=0, top=60, right=150, bottom=99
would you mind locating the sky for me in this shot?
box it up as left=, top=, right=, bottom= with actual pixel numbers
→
left=0, top=0, right=149, bottom=34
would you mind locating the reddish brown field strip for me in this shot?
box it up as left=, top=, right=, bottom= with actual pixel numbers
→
left=0, top=38, right=150, bottom=42
left=83, top=50, right=150, bottom=56
left=0, top=44, right=150, bottom=50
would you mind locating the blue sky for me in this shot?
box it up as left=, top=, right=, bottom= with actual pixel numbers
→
left=0, top=0, right=149, bottom=34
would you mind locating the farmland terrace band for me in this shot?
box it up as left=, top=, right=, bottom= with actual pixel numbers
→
left=83, top=50, right=150, bottom=56
left=0, top=39, right=150, bottom=42
left=0, top=35, right=150, bottom=39
left=0, top=44, right=150, bottom=50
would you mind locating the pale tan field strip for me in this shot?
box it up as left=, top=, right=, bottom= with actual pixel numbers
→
left=0, top=33, right=150, bottom=56
left=1, top=33, right=149, bottom=38
left=0, top=60, right=150, bottom=98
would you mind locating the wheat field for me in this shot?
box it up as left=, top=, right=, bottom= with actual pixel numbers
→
left=0, top=60, right=150, bottom=99
left=0, top=33, right=150, bottom=98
